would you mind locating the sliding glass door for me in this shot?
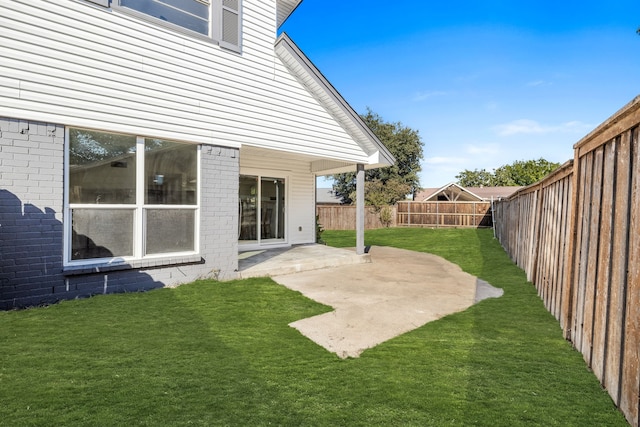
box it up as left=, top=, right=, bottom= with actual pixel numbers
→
left=239, top=175, right=285, bottom=244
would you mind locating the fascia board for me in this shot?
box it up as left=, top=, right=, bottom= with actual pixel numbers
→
left=277, top=0, right=304, bottom=28
left=275, top=33, right=395, bottom=168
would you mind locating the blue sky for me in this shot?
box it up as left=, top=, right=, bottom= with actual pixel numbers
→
left=280, top=0, right=640, bottom=188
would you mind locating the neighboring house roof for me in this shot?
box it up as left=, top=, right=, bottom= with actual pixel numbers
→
left=316, top=188, right=342, bottom=204
left=277, top=0, right=303, bottom=27
left=416, top=183, right=523, bottom=202
left=274, top=33, right=395, bottom=175
left=467, top=186, right=524, bottom=200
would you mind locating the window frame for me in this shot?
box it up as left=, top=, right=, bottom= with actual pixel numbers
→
left=109, top=0, right=242, bottom=52
left=64, top=128, right=201, bottom=267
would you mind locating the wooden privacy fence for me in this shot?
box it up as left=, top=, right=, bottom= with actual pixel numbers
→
left=493, top=95, right=640, bottom=426
left=317, top=202, right=492, bottom=230
left=316, top=205, right=397, bottom=230
left=397, top=201, right=492, bottom=228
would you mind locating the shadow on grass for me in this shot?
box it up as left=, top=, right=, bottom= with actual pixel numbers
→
left=1, top=228, right=628, bottom=425
left=322, top=228, right=627, bottom=425
left=0, top=280, right=332, bottom=425
left=461, top=229, right=625, bottom=426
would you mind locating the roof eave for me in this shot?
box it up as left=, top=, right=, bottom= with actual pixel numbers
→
left=276, top=0, right=304, bottom=28
left=274, top=32, right=395, bottom=169
left=423, top=182, right=485, bottom=202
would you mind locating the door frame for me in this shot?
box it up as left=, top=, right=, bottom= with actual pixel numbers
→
left=238, top=171, right=289, bottom=250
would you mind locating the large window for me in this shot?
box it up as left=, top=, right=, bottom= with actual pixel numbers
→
left=112, top=0, right=242, bottom=52
left=66, top=128, right=199, bottom=264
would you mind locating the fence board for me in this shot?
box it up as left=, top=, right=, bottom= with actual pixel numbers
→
left=621, top=126, right=640, bottom=426
left=582, top=146, right=604, bottom=366
left=592, top=141, right=616, bottom=381
left=574, top=152, right=594, bottom=351
left=606, top=131, right=632, bottom=405
left=556, top=177, right=571, bottom=322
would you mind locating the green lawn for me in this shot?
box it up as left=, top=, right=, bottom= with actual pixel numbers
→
left=0, top=228, right=627, bottom=426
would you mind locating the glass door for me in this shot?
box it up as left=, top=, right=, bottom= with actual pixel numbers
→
left=239, top=175, right=258, bottom=242
left=239, top=175, right=286, bottom=244
left=260, top=177, right=285, bottom=241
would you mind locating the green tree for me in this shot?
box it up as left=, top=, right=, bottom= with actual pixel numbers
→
left=331, top=109, right=423, bottom=206
left=456, top=158, right=561, bottom=187
left=493, top=158, right=560, bottom=186
left=455, top=168, right=494, bottom=187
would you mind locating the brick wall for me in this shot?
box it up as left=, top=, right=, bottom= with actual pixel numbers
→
left=0, top=118, right=65, bottom=308
left=0, top=117, right=239, bottom=309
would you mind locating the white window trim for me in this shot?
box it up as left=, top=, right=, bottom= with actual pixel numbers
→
left=109, top=0, right=242, bottom=52
left=63, top=128, right=201, bottom=268
left=238, top=170, right=289, bottom=250
left=83, top=0, right=111, bottom=7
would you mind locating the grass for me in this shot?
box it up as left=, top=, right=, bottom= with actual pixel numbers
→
left=0, top=228, right=627, bottom=426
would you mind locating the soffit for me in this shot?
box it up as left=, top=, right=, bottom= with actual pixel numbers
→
left=274, top=33, right=395, bottom=169
left=276, top=0, right=303, bottom=28
left=240, top=146, right=381, bottom=176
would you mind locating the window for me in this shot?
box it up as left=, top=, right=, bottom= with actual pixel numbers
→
left=120, top=0, right=210, bottom=35
left=113, top=0, right=242, bottom=52
left=66, top=128, right=199, bottom=264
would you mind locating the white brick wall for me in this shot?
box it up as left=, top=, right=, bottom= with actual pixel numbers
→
left=0, top=117, right=65, bottom=307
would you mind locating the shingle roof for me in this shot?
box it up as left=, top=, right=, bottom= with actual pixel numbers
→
left=316, top=188, right=342, bottom=204
left=415, top=183, right=523, bottom=202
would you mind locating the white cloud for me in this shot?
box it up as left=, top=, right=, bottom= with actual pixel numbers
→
left=424, top=156, right=467, bottom=165
left=413, top=90, right=448, bottom=101
left=465, top=143, right=500, bottom=155
left=493, top=119, right=546, bottom=136
left=493, top=119, right=593, bottom=136
left=526, top=80, right=551, bottom=87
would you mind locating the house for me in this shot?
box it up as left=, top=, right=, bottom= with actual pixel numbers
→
left=316, top=188, right=342, bottom=205
left=416, top=183, right=523, bottom=202
left=0, top=0, right=394, bottom=309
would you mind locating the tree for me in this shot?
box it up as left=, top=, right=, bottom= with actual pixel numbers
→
left=455, top=168, right=494, bottom=187
left=331, top=109, right=423, bottom=206
left=493, top=158, right=560, bottom=186
left=456, top=158, right=561, bottom=187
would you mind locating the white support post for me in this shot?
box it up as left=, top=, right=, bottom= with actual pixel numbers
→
left=356, top=163, right=365, bottom=255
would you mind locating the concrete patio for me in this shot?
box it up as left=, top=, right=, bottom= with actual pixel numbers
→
left=238, top=244, right=371, bottom=278
left=237, top=244, right=503, bottom=358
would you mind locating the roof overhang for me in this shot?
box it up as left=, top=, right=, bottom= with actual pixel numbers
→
left=274, top=33, right=395, bottom=175
left=276, top=0, right=303, bottom=28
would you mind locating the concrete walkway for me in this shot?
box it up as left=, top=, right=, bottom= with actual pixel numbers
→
left=270, top=246, right=503, bottom=358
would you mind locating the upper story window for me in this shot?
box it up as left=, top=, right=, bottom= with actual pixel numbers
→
left=86, top=0, right=242, bottom=52
left=120, top=0, right=211, bottom=35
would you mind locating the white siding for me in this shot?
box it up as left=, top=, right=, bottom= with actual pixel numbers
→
left=240, top=148, right=316, bottom=245
left=0, top=0, right=371, bottom=163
